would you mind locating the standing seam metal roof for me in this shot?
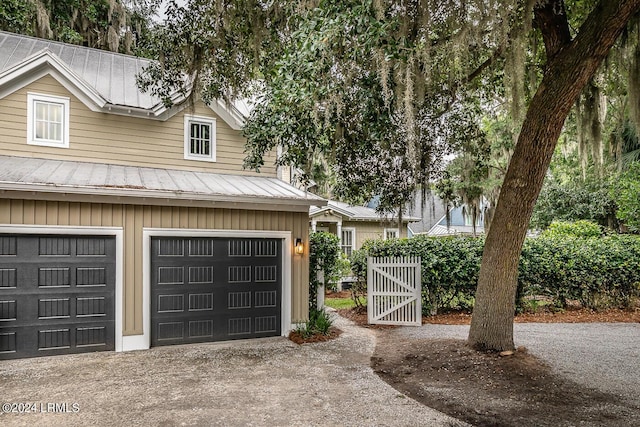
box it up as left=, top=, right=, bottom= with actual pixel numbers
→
left=0, top=155, right=325, bottom=206
left=0, top=31, right=157, bottom=109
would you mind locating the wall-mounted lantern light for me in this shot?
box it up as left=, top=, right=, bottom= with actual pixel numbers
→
left=295, top=238, right=304, bottom=255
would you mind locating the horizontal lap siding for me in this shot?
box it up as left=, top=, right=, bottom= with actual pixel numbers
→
left=346, top=222, right=385, bottom=250
left=0, top=199, right=309, bottom=336
left=0, top=75, right=277, bottom=176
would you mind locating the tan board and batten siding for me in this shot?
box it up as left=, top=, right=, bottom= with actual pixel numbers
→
left=0, top=199, right=310, bottom=335
left=0, top=75, right=277, bottom=175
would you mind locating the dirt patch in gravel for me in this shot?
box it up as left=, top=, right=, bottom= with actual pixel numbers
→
left=337, top=308, right=398, bottom=330
left=372, top=335, right=640, bottom=427
left=359, top=305, right=640, bottom=427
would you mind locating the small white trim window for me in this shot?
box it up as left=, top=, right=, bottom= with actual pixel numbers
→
left=384, top=228, right=400, bottom=240
left=27, top=93, right=70, bottom=148
left=341, top=228, right=355, bottom=257
left=184, top=115, right=216, bottom=162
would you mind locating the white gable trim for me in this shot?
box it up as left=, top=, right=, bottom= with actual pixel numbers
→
left=309, top=205, right=353, bottom=220
left=208, top=99, right=246, bottom=130
left=0, top=49, right=106, bottom=110
left=0, top=48, right=246, bottom=127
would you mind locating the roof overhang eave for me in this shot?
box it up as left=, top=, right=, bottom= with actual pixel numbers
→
left=0, top=182, right=326, bottom=211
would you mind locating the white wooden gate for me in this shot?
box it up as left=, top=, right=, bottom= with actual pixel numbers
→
left=367, top=257, right=422, bottom=326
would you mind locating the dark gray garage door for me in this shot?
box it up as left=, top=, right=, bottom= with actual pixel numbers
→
left=0, top=234, right=116, bottom=359
left=151, top=237, right=282, bottom=346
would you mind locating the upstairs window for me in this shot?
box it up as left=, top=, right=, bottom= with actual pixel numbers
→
left=27, top=93, right=70, bottom=148
left=184, top=115, right=216, bottom=162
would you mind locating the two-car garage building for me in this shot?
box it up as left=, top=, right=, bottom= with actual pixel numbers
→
left=0, top=157, right=322, bottom=360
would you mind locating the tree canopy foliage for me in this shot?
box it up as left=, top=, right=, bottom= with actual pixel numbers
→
left=138, top=0, right=640, bottom=351
left=0, top=0, right=159, bottom=54
left=139, top=0, right=538, bottom=213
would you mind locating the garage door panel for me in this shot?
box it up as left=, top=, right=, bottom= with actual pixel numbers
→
left=151, top=237, right=282, bottom=347
left=0, top=235, right=115, bottom=359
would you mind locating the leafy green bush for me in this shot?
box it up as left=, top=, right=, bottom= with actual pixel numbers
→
left=295, top=308, right=333, bottom=338
left=531, top=180, right=617, bottom=230
left=348, top=247, right=368, bottom=309
left=543, top=220, right=602, bottom=238
left=309, top=231, right=342, bottom=309
left=612, top=162, right=640, bottom=233
left=353, top=229, right=640, bottom=315
left=519, top=234, right=640, bottom=309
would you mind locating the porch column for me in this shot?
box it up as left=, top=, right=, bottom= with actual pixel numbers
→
left=311, top=219, right=317, bottom=232
left=336, top=221, right=343, bottom=291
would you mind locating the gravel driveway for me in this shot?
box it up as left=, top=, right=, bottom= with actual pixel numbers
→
left=396, top=322, right=640, bottom=402
left=0, top=314, right=464, bottom=427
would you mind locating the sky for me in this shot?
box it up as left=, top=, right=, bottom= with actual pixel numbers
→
left=155, top=0, right=187, bottom=22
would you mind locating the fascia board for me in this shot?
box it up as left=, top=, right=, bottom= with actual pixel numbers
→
left=208, top=99, right=246, bottom=130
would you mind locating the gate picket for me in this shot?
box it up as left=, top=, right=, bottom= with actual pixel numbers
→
left=367, top=257, right=421, bottom=326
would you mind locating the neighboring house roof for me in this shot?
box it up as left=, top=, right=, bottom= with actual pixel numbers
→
left=407, top=191, right=486, bottom=236
left=0, top=155, right=325, bottom=210
left=426, top=203, right=485, bottom=236
left=0, top=31, right=245, bottom=127
left=427, top=224, right=482, bottom=236
left=310, top=200, right=420, bottom=222
left=406, top=191, right=448, bottom=235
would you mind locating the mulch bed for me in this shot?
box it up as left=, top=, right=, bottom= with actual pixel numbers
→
left=288, top=327, right=342, bottom=344
left=424, top=307, right=640, bottom=325
left=336, top=307, right=398, bottom=330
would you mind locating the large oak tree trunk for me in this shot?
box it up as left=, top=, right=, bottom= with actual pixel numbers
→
left=468, top=0, right=640, bottom=351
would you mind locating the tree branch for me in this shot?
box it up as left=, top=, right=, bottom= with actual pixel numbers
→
left=533, top=0, right=572, bottom=59
left=465, top=47, right=504, bottom=83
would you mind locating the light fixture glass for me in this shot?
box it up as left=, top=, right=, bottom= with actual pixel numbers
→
left=295, top=238, right=304, bottom=255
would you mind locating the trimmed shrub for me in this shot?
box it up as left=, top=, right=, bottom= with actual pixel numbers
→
left=519, top=234, right=640, bottom=309
left=353, top=228, right=640, bottom=315
left=543, top=220, right=602, bottom=238
left=351, top=236, right=484, bottom=315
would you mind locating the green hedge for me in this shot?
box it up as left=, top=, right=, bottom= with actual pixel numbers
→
left=351, top=229, right=640, bottom=314
left=520, top=234, right=640, bottom=310
left=352, top=236, right=484, bottom=315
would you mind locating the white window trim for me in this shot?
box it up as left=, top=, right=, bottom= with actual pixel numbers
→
left=27, top=92, right=70, bottom=148
left=184, top=114, right=216, bottom=162
left=384, top=228, right=400, bottom=240
left=341, top=227, right=355, bottom=256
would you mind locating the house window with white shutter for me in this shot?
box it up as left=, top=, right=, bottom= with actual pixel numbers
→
left=184, top=115, right=216, bottom=162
